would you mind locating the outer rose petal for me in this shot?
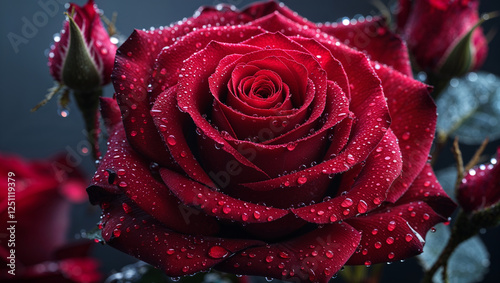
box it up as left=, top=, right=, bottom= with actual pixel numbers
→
left=346, top=164, right=456, bottom=265
left=292, top=130, right=403, bottom=223
left=216, top=222, right=361, bottom=283
left=374, top=64, right=436, bottom=203
left=89, top=98, right=219, bottom=235
left=159, top=168, right=289, bottom=224
left=319, top=17, right=412, bottom=77
left=100, top=196, right=263, bottom=277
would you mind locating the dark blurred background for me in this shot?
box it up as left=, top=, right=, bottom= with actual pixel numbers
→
left=1, top=0, right=499, bottom=282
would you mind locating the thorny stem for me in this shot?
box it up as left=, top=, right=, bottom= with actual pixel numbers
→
left=452, top=137, right=465, bottom=196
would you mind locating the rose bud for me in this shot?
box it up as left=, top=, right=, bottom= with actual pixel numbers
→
left=457, top=148, right=500, bottom=213
left=48, top=0, right=116, bottom=91
left=87, top=2, right=455, bottom=282
left=0, top=153, right=101, bottom=283
left=399, top=0, right=488, bottom=78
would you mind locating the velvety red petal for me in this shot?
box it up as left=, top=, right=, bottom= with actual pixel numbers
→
left=151, top=87, right=217, bottom=188
left=150, top=26, right=264, bottom=103
left=292, top=130, right=403, bottom=224
left=319, top=17, right=412, bottom=77
left=159, top=168, right=289, bottom=224
left=397, top=163, right=456, bottom=218
left=242, top=1, right=316, bottom=29
left=113, top=29, right=174, bottom=165
left=216, top=222, right=361, bottom=283
left=346, top=212, right=429, bottom=265
left=100, top=196, right=263, bottom=277
left=89, top=99, right=219, bottom=235
left=374, top=65, right=436, bottom=203
left=242, top=52, right=389, bottom=192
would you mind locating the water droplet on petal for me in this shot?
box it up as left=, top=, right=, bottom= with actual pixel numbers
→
left=387, top=221, right=396, bottom=231
left=405, top=234, right=413, bottom=242
left=265, top=255, right=274, bottom=263
left=208, top=246, right=229, bottom=259
left=167, top=135, right=177, bottom=145
left=297, top=176, right=307, bottom=185
left=374, top=242, right=382, bottom=249
left=357, top=200, right=368, bottom=213
left=386, top=237, right=394, bottom=244
left=341, top=198, right=353, bottom=208
left=402, top=132, right=410, bottom=140
left=388, top=252, right=395, bottom=260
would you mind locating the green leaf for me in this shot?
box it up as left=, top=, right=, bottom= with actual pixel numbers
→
left=436, top=72, right=500, bottom=144
left=418, top=224, right=490, bottom=283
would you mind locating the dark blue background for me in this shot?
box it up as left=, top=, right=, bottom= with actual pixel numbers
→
left=1, top=0, right=499, bottom=282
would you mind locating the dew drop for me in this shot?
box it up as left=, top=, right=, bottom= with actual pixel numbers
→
left=341, top=198, right=353, bottom=208
left=167, top=248, right=175, bottom=255
left=286, top=142, right=297, bottom=151
left=387, top=221, right=396, bottom=231
left=279, top=251, right=290, bottom=259
left=167, top=135, right=177, bottom=145
left=371, top=229, right=378, bottom=235
left=222, top=206, right=232, bottom=214
left=119, top=181, right=128, bottom=188
left=253, top=211, right=261, bottom=219
left=423, top=213, right=430, bottom=220
left=266, top=255, right=274, bottom=263
left=113, top=228, right=121, bottom=238
left=364, top=261, right=371, bottom=267
left=329, top=214, right=338, bottom=222
left=130, top=131, right=137, bottom=137
left=386, top=237, right=394, bottom=244
left=402, top=132, right=410, bottom=141
left=325, top=250, right=334, bottom=258
left=357, top=200, right=368, bottom=213
left=208, top=246, right=229, bottom=259
left=374, top=242, right=382, bottom=249
left=297, top=176, right=307, bottom=185
left=388, top=252, right=395, bottom=260
left=405, top=234, right=413, bottom=242
left=122, top=202, right=132, bottom=214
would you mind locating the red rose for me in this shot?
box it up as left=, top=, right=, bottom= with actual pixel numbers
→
left=398, top=0, right=488, bottom=77
left=48, top=0, right=116, bottom=90
left=457, top=148, right=500, bottom=212
left=0, top=153, right=101, bottom=283
left=88, top=2, right=455, bottom=282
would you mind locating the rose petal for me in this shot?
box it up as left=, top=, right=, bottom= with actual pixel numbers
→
left=319, top=17, right=412, bottom=76
left=113, top=29, right=173, bottom=165
left=151, top=87, right=217, bottom=188
left=159, top=168, right=289, bottom=224
left=292, top=129, right=403, bottom=223
left=216, top=222, right=361, bottom=283
left=100, top=196, right=263, bottom=277
left=89, top=98, right=219, bottom=235
left=396, top=163, right=456, bottom=218
left=374, top=64, right=436, bottom=202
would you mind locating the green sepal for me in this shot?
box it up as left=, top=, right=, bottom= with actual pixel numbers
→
left=62, top=13, right=101, bottom=91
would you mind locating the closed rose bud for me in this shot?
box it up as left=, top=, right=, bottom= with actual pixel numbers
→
left=48, top=0, right=116, bottom=91
left=457, top=148, right=500, bottom=213
left=399, top=0, right=488, bottom=78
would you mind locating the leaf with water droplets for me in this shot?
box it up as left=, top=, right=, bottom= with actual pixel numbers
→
left=436, top=72, right=500, bottom=144
left=418, top=223, right=490, bottom=283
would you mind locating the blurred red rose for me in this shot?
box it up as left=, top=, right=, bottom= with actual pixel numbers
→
left=48, top=0, right=116, bottom=90
left=88, top=2, right=455, bottom=282
left=0, top=153, right=101, bottom=283
left=457, top=148, right=500, bottom=212
left=399, top=0, right=488, bottom=77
